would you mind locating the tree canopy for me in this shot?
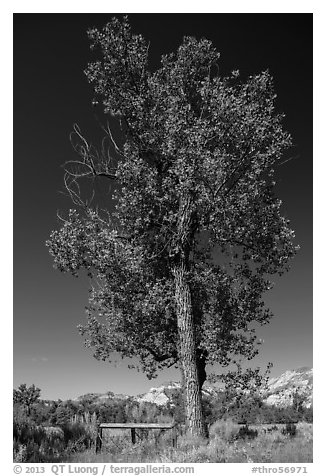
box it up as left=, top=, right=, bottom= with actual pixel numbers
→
left=13, top=384, right=41, bottom=415
left=47, top=16, right=297, bottom=435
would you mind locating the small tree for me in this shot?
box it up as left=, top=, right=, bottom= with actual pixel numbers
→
left=13, top=384, right=41, bottom=416
left=292, top=389, right=305, bottom=416
left=47, top=17, right=297, bottom=436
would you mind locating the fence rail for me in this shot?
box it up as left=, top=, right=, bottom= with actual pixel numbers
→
left=96, top=422, right=177, bottom=453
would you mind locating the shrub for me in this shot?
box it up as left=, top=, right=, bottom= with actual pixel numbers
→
left=13, top=420, right=44, bottom=462
left=13, top=417, right=66, bottom=462
left=13, top=418, right=46, bottom=448
left=61, top=422, right=93, bottom=451
left=282, top=423, right=297, bottom=437
left=237, top=424, right=258, bottom=440
left=13, top=416, right=94, bottom=462
left=209, top=419, right=239, bottom=442
left=176, top=434, right=208, bottom=452
left=13, top=444, right=27, bottom=463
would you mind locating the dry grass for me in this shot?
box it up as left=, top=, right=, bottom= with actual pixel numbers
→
left=66, top=421, right=313, bottom=463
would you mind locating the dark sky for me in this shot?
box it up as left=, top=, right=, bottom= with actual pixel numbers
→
left=14, top=13, right=312, bottom=400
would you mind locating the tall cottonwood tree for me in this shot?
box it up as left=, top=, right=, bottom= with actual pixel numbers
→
left=47, top=17, right=297, bottom=437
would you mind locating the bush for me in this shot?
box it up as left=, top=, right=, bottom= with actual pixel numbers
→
left=237, top=424, right=258, bottom=440
left=14, top=418, right=46, bottom=447
left=13, top=418, right=48, bottom=462
left=176, top=434, right=208, bottom=452
left=61, top=422, right=93, bottom=452
left=13, top=416, right=93, bottom=462
left=209, top=419, right=239, bottom=442
left=282, top=423, right=297, bottom=437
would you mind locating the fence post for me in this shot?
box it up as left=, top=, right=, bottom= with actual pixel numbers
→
left=131, top=428, right=136, bottom=444
left=172, top=426, right=177, bottom=448
left=95, top=425, right=102, bottom=453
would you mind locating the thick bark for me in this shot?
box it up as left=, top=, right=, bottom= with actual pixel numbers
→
left=196, top=348, right=208, bottom=392
left=171, top=193, right=206, bottom=437
left=173, top=262, right=206, bottom=436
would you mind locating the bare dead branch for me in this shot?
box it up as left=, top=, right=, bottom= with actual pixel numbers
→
left=62, top=124, right=122, bottom=209
left=63, top=172, right=86, bottom=207
left=56, top=210, right=71, bottom=224
left=72, top=123, right=90, bottom=150
left=95, top=172, right=118, bottom=180
left=104, top=120, right=124, bottom=156
left=278, top=154, right=299, bottom=167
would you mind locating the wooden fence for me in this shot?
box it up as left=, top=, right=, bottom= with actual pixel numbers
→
left=96, top=422, right=177, bottom=453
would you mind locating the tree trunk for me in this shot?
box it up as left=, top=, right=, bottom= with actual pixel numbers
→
left=196, top=349, right=209, bottom=437
left=196, top=349, right=208, bottom=392
left=171, top=193, right=206, bottom=438
left=173, top=262, right=206, bottom=437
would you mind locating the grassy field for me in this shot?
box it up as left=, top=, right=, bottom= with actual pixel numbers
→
left=66, top=421, right=313, bottom=463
